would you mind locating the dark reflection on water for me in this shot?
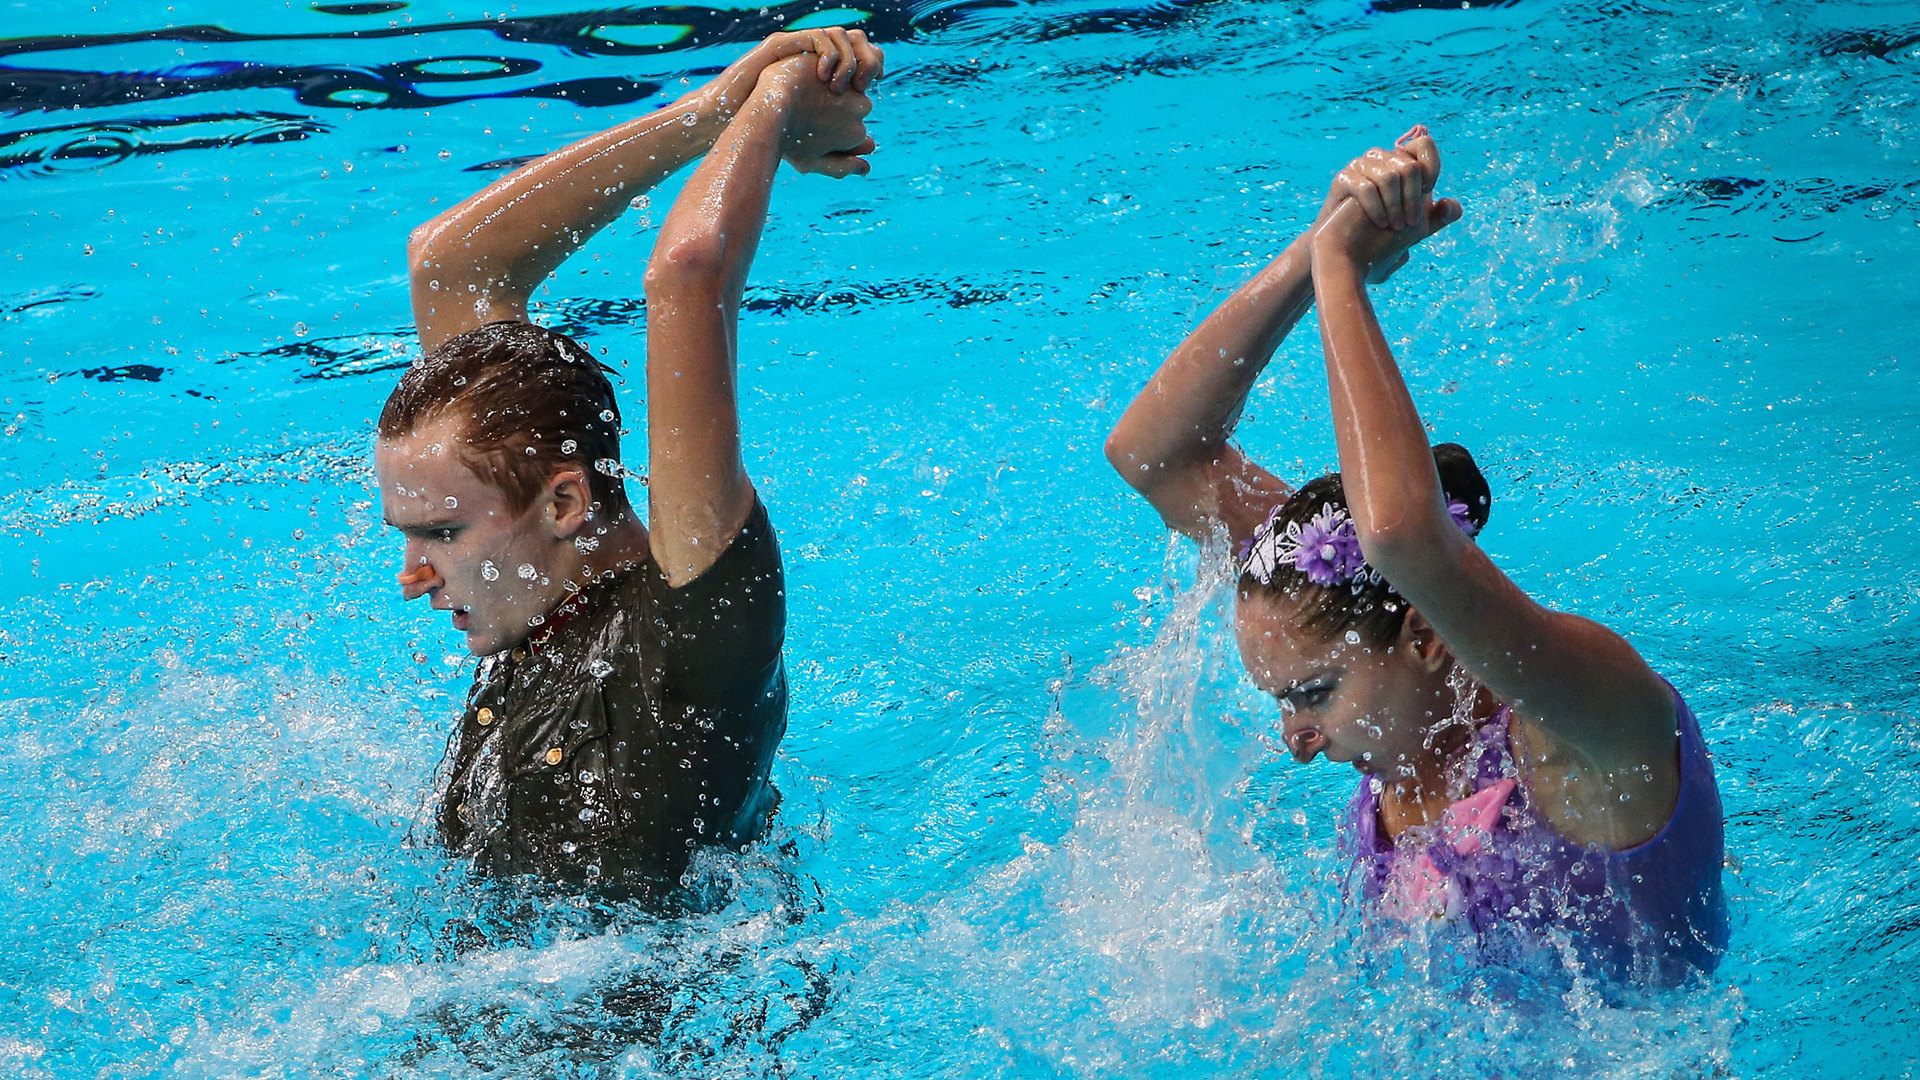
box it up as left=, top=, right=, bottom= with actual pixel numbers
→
left=0, top=0, right=1206, bottom=113
left=206, top=273, right=1046, bottom=383
left=0, top=0, right=1229, bottom=177
left=0, top=111, right=326, bottom=178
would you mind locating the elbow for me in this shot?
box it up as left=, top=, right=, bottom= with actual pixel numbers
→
left=644, top=229, right=728, bottom=298
left=1103, top=429, right=1132, bottom=481
left=1104, top=427, right=1157, bottom=493
left=406, top=218, right=446, bottom=277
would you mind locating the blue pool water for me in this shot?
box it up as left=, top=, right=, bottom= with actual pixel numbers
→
left=3, top=0, right=1918, bottom=1074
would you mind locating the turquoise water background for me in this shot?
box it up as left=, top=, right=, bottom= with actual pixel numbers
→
left=2, top=0, right=1917, bottom=1075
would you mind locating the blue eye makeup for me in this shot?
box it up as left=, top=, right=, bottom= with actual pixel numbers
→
left=1281, top=675, right=1336, bottom=710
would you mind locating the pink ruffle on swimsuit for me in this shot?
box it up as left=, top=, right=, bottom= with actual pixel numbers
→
left=1343, top=682, right=1728, bottom=983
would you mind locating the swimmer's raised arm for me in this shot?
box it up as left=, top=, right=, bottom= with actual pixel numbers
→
left=407, top=29, right=882, bottom=352
left=1103, top=239, right=1305, bottom=543
left=1105, top=156, right=1419, bottom=542
left=1307, top=129, right=1676, bottom=779
left=642, top=53, right=879, bottom=584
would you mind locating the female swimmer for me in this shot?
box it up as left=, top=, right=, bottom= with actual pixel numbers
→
left=1105, top=128, right=1725, bottom=981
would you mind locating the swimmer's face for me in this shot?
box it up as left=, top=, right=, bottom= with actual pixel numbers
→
left=1234, top=591, right=1455, bottom=779
left=374, top=418, right=586, bottom=656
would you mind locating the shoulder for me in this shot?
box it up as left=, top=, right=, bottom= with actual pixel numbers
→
left=647, top=497, right=782, bottom=607
left=1510, top=677, right=1682, bottom=850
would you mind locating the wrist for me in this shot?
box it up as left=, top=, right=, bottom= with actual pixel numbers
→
left=1310, top=241, right=1368, bottom=290
left=1283, top=231, right=1315, bottom=267
left=1310, top=229, right=1365, bottom=271
left=672, top=85, right=737, bottom=143
left=738, top=69, right=803, bottom=141
left=738, top=80, right=795, bottom=135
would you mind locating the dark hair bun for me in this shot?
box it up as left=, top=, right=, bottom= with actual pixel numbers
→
left=1432, top=442, right=1491, bottom=532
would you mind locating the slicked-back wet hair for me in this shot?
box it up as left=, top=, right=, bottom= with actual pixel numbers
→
left=1239, top=443, right=1491, bottom=648
left=379, top=320, right=632, bottom=516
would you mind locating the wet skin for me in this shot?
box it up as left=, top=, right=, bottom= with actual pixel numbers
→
left=1234, top=589, right=1485, bottom=836
left=374, top=417, right=609, bottom=656
left=1234, top=589, right=1679, bottom=846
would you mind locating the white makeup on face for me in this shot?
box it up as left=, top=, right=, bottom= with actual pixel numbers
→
left=375, top=420, right=573, bottom=656
left=1235, top=594, right=1453, bottom=778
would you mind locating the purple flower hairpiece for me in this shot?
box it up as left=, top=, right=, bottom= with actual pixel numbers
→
left=1240, top=498, right=1479, bottom=588
left=1448, top=499, right=1480, bottom=537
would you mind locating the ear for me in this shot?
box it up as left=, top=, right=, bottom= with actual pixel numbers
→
left=1397, top=606, right=1452, bottom=674
left=543, top=469, right=592, bottom=539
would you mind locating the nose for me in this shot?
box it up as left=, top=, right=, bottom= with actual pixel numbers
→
left=1286, top=727, right=1327, bottom=765
left=397, top=552, right=442, bottom=601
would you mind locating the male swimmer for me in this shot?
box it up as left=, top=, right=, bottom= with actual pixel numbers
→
left=1106, top=128, right=1726, bottom=981
left=375, top=30, right=883, bottom=885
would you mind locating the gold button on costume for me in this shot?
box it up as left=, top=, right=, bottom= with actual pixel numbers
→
left=545, top=747, right=563, bottom=766
left=476, top=708, right=494, bottom=727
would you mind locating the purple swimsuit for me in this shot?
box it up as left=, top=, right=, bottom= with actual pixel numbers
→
left=1342, top=683, right=1728, bottom=982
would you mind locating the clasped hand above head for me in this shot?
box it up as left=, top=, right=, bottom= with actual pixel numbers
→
left=757, top=51, right=883, bottom=178
left=701, top=27, right=883, bottom=178
left=1313, top=125, right=1465, bottom=283
left=700, top=27, right=885, bottom=116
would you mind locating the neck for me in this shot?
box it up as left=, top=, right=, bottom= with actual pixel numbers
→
left=577, top=508, right=652, bottom=581
left=528, top=508, right=651, bottom=620
left=1377, top=681, right=1499, bottom=838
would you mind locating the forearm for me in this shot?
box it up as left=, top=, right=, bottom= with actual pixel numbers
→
left=409, top=88, right=732, bottom=350
left=639, top=85, right=793, bottom=582
left=1108, top=235, right=1315, bottom=481
left=648, top=89, right=790, bottom=314
left=1311, top=222, right=1450, bottom=548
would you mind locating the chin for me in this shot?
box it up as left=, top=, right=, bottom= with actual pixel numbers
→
left=1342, top=750, right=1388, bottom=776
left=463, top=628, right=508, bottom=656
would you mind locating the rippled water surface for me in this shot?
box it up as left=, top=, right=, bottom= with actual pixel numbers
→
left=3, top=0, right=1918, bottom=1075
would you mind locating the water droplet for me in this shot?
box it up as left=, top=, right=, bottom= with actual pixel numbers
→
left=1344, top=630, right=1361, bottom=645
left=480, top=560, right=500, bottom=581
left=599, top=409, right=615, bottom=422
left=525, top=446, right=537, bottom=456
left=575, top=535, right=601, bottom=553
left=588, top=659, right=613, bottom=678
left=560, top=439, right=578, bottom=455
left=629, top=194, right=649, bottom=210
left=443, top=496, right=458, bottom=509
left=516, top=563, right=537, bottom=580
left=292, top=322, right=309, bottom=338
left=437, top=149, right=452, bottom=160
